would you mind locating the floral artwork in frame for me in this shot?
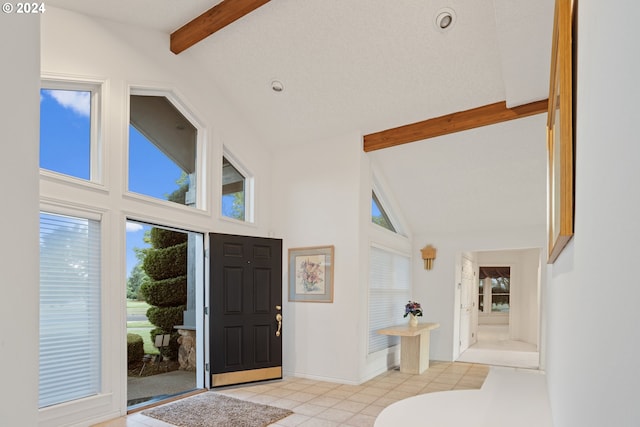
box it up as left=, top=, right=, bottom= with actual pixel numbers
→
left=288, top=245, right=334, bottom=302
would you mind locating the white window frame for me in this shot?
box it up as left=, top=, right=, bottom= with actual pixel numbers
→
left=40, top=78, right=103, bottom=185
left=220, top=147, right=255, bottom=224
left=38, top=203, right=113, bottom=422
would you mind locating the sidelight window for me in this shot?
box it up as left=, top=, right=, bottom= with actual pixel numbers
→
left=39, top=211, right=101, bottom=408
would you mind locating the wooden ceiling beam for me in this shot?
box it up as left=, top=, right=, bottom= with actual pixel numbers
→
left=363, top=99, right=549, bottom=152
left=171, top=0, right=271, bottom=54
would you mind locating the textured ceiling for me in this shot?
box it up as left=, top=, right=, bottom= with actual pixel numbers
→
left=47, top=0, right=554, bottom=149
left=369, top=114, right=548, bottom=235
left=45, top=0, right=554, bottom=234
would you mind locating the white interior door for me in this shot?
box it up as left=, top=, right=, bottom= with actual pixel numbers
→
left=459, top=256, right=474, bottom=353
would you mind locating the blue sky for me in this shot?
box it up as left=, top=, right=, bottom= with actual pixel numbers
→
left=40, top=89, right=184, bottom=278
left=42, top=89, right=262, bottom=279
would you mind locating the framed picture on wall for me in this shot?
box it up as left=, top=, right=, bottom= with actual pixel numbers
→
left=288, top=245, right=334, bottom=302
left=547, top=0, right=575, bottom=263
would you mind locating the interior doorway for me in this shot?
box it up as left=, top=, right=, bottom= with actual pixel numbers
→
left=457, top=248, right=541, bottom=369
left=458, top=255, right=475, bottom=354
left=125, top=220, right=204, bottom=409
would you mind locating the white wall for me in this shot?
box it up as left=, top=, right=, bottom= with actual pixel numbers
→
left=0, top=13, right=40, bottom=427
left=413, top=226, right=545, bottom=362
left=271, top=133, right=414, bottom=384
left=545, top=1, right=640, bottom=426
left=272, top=132, right=364, bottom=383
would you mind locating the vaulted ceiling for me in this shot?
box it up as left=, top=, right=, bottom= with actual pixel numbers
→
left=47, top=0, right=554, bottom=149
left=45, top=0, right=554, bottom=234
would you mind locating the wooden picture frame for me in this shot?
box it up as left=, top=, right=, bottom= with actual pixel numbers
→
left=547, top=0, right=575, bottom=263
left=288, top=245, right=334, bottom=302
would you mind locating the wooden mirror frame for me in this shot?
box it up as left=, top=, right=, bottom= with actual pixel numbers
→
left=547, top=0, right=575, bottom=263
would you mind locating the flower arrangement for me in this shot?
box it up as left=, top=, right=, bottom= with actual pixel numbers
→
left=404, top=301, right=423, bottom=318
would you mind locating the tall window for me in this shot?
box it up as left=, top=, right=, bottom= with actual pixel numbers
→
left=222, top=156, right=246, bottom=221
left=128, top=94, right=199, bottom=207
left=40, top=84, right=100, bottom=181
left=478, top=266, right=510, bottom=314
left=39, top=212, right=101, bottom=408
left=368, top=246, right=410, bottom=353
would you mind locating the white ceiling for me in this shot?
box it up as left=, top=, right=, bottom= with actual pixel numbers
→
left=369, top=114, right=548, bottom=235
left=46, top=0, right=554, bottom=234
left=47, top=0, right=554, bottom=149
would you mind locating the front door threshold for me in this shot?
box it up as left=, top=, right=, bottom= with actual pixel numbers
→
left=212, top=366, right=282, bottom=387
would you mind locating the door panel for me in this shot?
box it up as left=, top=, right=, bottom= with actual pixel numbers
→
left=459, top=256, right=474, bottom=353
left=210, top=233, right=282, bottom=387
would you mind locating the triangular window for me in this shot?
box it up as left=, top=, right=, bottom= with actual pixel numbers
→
left=371, top=191, right=396, bottom=233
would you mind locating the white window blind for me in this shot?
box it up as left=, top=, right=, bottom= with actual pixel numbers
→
left=368, top=246, right=410, bottom=354
left=39, top=212, right=101, bottom=408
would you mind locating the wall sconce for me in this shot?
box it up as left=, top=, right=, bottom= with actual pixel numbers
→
left=421, top=245, right=437, bottom=270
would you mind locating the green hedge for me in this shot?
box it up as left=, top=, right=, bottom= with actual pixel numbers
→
left=143, top=242, right=187, bottom=281
left=127, top=333, right=144, bottom=365
left=149, top=227, right=188, bottom=249
left=140, top=275, right=187, bottom=307
left=146, top=305, right=186, bottom=332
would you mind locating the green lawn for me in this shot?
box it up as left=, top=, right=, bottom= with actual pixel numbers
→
left=127, top=300, right=151, bottom=316
left=126, top=300, right=158, bottom=355
left=128, top=325, right=158, bottom=355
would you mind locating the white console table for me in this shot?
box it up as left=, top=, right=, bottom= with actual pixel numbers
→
left=377, top=322, right=440, bottom=374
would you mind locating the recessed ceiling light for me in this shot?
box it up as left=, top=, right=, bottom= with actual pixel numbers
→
left=435, top=8, right=456, bottom=31
left=271, top=80, right=284, bottom=93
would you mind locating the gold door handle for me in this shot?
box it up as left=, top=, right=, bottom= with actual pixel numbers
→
left=275, top=313, right=282, bottom=337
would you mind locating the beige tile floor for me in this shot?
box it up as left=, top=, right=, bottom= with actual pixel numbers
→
left=94, top=362, right=489, bottom=427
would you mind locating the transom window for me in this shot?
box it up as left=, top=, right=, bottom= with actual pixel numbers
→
left=221, top=152, right=253, bottom=222
left=40, top=83, right=100, bottom=181
left=371, top=191, right=397, bottom=233
left=128, top=93, right=199, bottom=208
left=222, top=156, right=246, bottom=220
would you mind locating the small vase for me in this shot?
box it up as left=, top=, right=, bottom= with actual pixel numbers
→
left=409, top=313, right=419, bottom=327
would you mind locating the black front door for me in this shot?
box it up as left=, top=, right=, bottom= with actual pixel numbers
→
left=209, top=233, right=283, bottom=387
